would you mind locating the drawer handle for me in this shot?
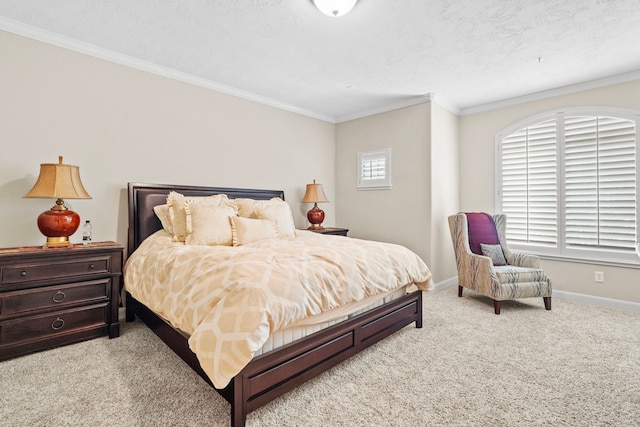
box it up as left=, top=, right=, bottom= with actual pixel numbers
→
left=52, top=291, right=66, bottom=303
left=51, top=317, right=65, bottom=330
left=20, top=271, right=27, bottom=277
left=89, top=264, right=95, bottom=270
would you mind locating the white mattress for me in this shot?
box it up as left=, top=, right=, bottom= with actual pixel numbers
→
left=254, top=286, right=408, bottom=356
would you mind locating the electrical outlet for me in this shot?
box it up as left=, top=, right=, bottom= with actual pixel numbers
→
left=595, top=271, right=604, bottom=283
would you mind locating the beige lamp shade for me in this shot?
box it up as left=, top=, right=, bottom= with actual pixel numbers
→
left=24, top=156, right=91, bottom=199
left=301, top=180, right=329, bottom=204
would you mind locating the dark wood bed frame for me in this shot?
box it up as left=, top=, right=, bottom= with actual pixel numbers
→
left=125, top=182, right=423, bottom=427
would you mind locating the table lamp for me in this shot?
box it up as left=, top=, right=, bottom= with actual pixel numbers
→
left=301, top=179, right=329, bottom=229
left=23, top=156, right=92, bottom=248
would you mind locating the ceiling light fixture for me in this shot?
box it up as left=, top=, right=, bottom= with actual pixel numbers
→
left=312, top=0, right=358, bottom=17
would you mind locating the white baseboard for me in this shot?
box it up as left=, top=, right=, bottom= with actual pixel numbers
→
left=430, top=277, right=458, bottom=292
left=435, top=276, right=640, bottom=312
left=552, top=290, right=640, bottom=312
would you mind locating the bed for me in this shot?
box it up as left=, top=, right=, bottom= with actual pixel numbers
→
left=124, top=182, right=430, bottom=426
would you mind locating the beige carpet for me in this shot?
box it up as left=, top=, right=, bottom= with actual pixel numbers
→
left=1, top=287, right=639, bottom=427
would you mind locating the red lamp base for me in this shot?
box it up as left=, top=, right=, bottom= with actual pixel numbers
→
left=37, top=208, right=81, bottom=248
left=307, top=204, right=325, bottom=230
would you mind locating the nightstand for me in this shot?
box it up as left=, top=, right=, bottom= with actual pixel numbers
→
left=306, top=227, right=349, bottom=236
left=0, top=241, right=124, bottom=361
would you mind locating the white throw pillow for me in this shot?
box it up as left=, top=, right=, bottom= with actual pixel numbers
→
left=167, top=191, right=231, bottom=242
left=235, top=197, right=295, bottom=239
left=229, top=216, right=279, bottom=246
left=184, top=204, right=235, bottom=246
left=153, top=204, right=174, bottom=235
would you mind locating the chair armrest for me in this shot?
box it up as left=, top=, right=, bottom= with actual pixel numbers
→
left=456, top=250, right=500, bottom=294
left=505, top=252, right=541, bottom=269
left=493, top=213, right=542, bottom=269
left=461, top=250, right=494, bottom=268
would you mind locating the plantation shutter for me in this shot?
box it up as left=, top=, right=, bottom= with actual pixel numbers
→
left=564, top=116, right=637, bottom=251
left=500, top=118, right=557, bottom=246
left=361, top=156, right=386, bottom=180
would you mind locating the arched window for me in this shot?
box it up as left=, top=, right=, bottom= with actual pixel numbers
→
left=495, top=107, right=639, bottom=263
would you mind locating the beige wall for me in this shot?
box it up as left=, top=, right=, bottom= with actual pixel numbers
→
left=335, top=103, right=431, bottom=266
left=335, top=101, right=460, bottom=283
left=3, top=29, right=637, bottom=302
left=459, top=79, right=640, bottom=302
left=430, top=103, right=459, bottom=282
left=0, top=30, right=335, bottom=249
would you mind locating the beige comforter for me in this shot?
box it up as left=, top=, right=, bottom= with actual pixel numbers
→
left=124, top=230, right=431, bottom=388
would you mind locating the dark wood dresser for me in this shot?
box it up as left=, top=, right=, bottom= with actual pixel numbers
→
left=0, top=241, right=123, bottom=361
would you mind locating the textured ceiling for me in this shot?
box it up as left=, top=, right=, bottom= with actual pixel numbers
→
left=1, top=0, right=640, bottom=122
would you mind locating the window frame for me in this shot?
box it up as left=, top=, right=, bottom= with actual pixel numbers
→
left=357, top=148, right=392, bottom=190
left=495, top=106, right=640, bottom=265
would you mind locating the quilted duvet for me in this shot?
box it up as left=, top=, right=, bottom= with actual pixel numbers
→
left=124, top=230, right=431, bottom=388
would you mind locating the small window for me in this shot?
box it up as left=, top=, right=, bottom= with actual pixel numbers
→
left=358, top=148, right=392, bottom=190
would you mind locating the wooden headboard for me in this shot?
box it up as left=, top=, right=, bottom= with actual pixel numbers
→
left=127, top=182, right=285, bottom=258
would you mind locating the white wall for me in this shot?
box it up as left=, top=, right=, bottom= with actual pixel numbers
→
left=459, top=79, right=640, bottom=303
left=430, top=103, right=459, bottom=282
left=335, top=103, right=431, bottom=265
left=3, top=29, right=637, bottom=302
left=0, top=30, right=335, bottom=250
left=335, top=101, right=461, bottom=283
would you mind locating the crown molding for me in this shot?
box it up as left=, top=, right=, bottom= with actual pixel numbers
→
left=0, top=17, right=336, bottom=123
left=460, top=70, right=640, bottom=116
left=428, top=94, right=460, bottom=116
left=336, top=94, right=434, bottom=123
left=8, top=16, right=637, bottom=124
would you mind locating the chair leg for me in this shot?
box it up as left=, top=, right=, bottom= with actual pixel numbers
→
left=544, top=296, right=552, bottom=310
left=458, top=286, right=463, bottom=297
left=493, top=300, right=501, bottom=315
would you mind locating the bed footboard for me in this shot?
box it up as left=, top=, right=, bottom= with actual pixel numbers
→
left=126, top=290, right=422, bottom=426
left=230, top=290, right=422, bottom=426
